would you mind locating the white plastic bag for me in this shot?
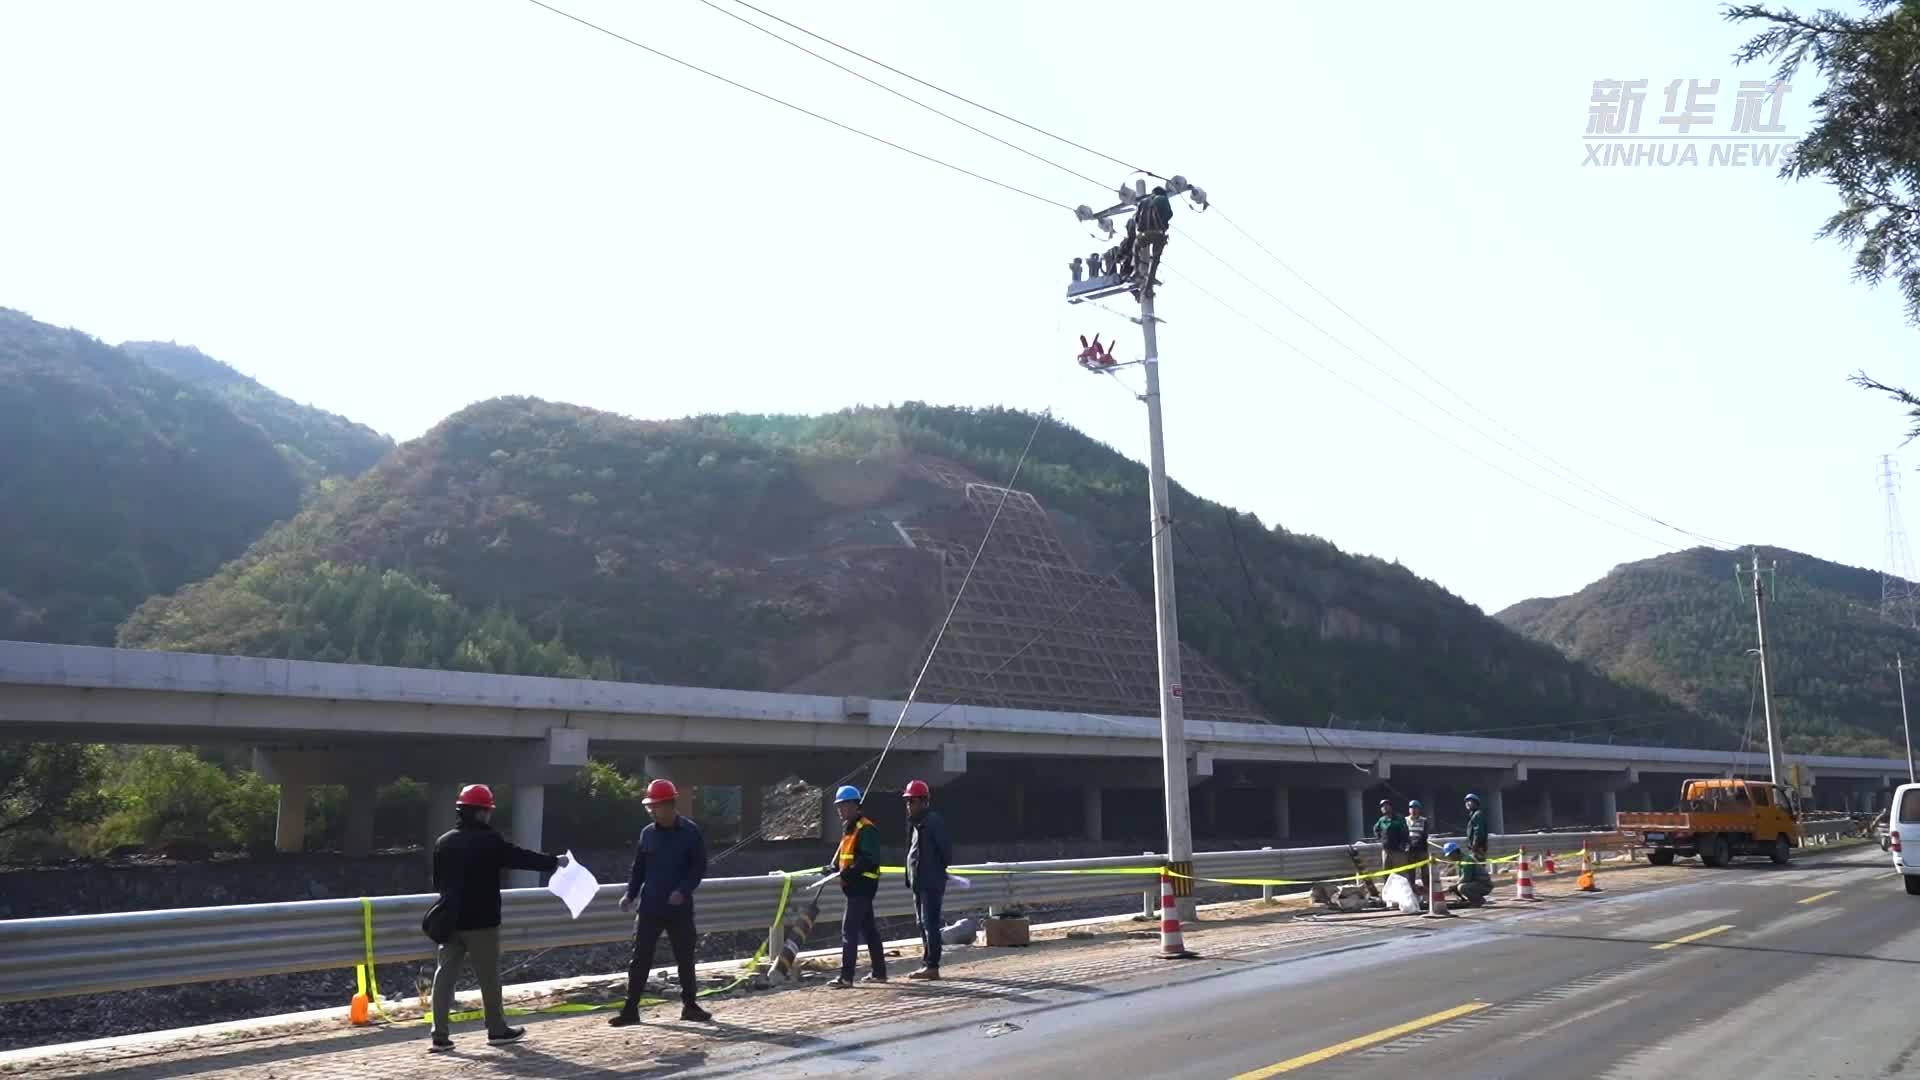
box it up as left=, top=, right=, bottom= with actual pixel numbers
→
left=1381, top=872, right=1420, bottom=914
left=546, top=851, right=599, bottom=919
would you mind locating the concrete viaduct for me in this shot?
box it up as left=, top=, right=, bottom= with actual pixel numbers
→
left=0, top=640, right=1903, bottom=870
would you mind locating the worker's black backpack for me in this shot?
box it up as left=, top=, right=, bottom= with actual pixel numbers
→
left=421, top=898, right=455, bottom=945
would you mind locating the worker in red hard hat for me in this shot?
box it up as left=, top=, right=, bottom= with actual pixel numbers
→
left=902, top=779, right=952, bottom=980
left=428, top=783, right=570, bottom=1053
left=609, top=778, right=712, bottom=1027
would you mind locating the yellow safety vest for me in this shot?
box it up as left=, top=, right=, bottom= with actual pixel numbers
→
left=836, top=817, right=881, bottom=880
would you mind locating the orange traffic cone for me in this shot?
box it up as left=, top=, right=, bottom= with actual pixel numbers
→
left=1577, top=842, right=1600, bottom=892
left=1157, top=870, right=1197, bottom=959
left=1543, top=849, right=1557, bottom=875
left=1513, top=847, right=1538, bottom=901
left=349, top=965, right=371, bottom=1026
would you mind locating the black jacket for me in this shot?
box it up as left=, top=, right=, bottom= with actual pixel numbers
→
left=432, top=821, right=559, bottom=931
left=906, top=809, right=952, bottom=894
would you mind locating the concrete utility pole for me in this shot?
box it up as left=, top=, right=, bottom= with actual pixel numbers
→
left=1746, top=555, right=1784, bottom=786
left=1066, top=175, right=1208, bottom=920
left=1900, top=655, right=1916, bottom=784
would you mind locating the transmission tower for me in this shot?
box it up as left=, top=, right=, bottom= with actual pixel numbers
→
left=1881, top=455, right=1920, bottom=628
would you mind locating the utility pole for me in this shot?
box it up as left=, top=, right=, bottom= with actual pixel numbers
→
left=1900, top=655, right=1916, bottom=783
left=1065, top=175, right=1208, bottom=921
left=1746, top=555, right=1784, bottom=786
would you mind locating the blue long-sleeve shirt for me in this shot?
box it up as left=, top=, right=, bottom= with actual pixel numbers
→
left=623, top=816, right=707, bottom=916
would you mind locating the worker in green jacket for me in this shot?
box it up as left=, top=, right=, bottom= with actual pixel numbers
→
left=1463, top=793, right=1490, bottom=860
left=1373, top=799, right=1409, bottom=877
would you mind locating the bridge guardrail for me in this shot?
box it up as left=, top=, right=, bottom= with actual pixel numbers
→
left=0, top=833, right=1624, bottom=1005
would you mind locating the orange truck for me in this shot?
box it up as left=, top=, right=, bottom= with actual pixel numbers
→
left=1616, top=777, right=1800, bottom=867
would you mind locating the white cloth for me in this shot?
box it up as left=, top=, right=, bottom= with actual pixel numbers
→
left=546, top=851, right=599, bottom=919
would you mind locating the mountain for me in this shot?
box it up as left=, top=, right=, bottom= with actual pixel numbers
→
left=0, top=310, right=304, bottom=645
left=121, top=398, right=1721, bottom=745
left=118, top=341, right=392, bottom=494
left=1498, top=546, right=1920, bottom=756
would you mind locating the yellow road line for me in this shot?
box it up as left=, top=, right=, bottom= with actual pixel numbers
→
left=1231, top=1002, right=1489, bottom=1078
left=1651, top=923, right=1734, bottom=950
left=1798, top=890, right=1839, bottom=904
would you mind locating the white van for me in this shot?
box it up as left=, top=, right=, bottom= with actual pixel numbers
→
left=1891, top=783, right=1920, bottom=894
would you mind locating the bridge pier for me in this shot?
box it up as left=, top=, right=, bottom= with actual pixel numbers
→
left=510, top=784, right=546, bottom=887
left=1083, top=787, right=1104, bottom=842
left=1273, top=786, right=1291, bottom=841
left=1538, top=787, right=1553, bottom=829
left=274, top=783, right=307, bottom=854
left=741, top=783, right=765, bottom=840
left=426, top=782, right=459, bottom=858
left=1343, top=786, right=1365, bottom=842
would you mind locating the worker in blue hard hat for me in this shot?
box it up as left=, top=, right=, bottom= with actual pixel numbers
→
left=1442, top=840, right=1492, bottom=907
left=822, top=784, right=886, bottom=988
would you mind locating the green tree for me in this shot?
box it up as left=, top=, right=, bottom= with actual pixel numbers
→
left=92, top=748, right=278, bottom=852
left=1730, top=2, right=1920, bottom=327
left=0, top=743, right=110, bottom=839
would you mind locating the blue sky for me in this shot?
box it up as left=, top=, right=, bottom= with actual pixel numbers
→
left=2, top=1, right=1912, bottom=614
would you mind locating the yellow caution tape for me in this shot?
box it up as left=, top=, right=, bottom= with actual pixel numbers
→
left=357, top=897, right=395, bottom=1024
left=787, top=850, right=1523, bottom=890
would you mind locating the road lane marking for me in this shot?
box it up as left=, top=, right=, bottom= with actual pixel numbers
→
left=1512, top=989, right=1646, bottom=1043
left=1651, top=924, right=1734, bottom=950
left=1798, top=890, right=1839, bottom=904
left=1232, top=1002, right=1489, bottom=1077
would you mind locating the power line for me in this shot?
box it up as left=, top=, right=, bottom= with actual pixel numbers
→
left=691, top=0, right=1112, bottom=194
left=1204, top=210, right=1735, bottom=551
left=1165, top=266, right=1682, bottom=552
left=707, top=521, right=1167, bottom=866
left=722, top=0, right=1155, bottom=179
left=1177, top=225, right=1735, bottom=551
left=522, top=0, right=1075, bottom=211
left=862, top=409, right=1049, bottom=796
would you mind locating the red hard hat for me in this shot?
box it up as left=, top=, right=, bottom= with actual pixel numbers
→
left=902, top=779, right=930, bottom=799
left=455, top=783, right=495, bottom=810
left=643, top=779, right=679, bottom=806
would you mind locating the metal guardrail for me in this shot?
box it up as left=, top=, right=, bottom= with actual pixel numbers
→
left=0, top=826, right=1824, bottom=1005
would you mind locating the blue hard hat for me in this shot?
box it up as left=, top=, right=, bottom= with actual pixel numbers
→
left=1464, top=792, right=1481, bottom=803
left=1443, top=841, right=1461, bottom=856
left=834, top=784, right=862, bottom=804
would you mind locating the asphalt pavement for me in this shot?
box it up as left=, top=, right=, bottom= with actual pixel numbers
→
left=671, top=846, right=1907, bottom=1079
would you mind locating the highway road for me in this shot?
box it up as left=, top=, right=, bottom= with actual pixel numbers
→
left=676, top=846, right=1908, bottom=1078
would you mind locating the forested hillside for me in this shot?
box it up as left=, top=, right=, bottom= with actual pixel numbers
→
left=1500, top=547, right=1918, bottom=756
left=120, top=341, right=392, bottom=493
left=0, top=311, right=303, bottom=644
left=122, top=398, right=1722, bottom=744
